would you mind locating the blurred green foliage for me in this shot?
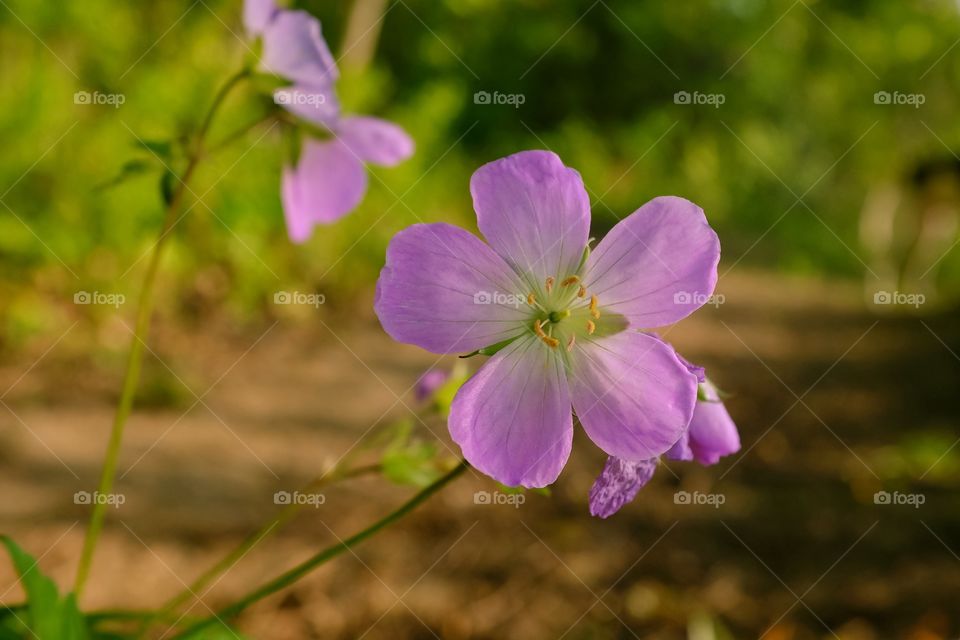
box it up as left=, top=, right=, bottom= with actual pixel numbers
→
left=1, top=0, right=960, bottom=351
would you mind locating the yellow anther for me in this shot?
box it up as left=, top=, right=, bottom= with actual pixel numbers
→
left=561, top=275, right=580, bottom=287
left=533, top=319, right=547, bottom=338
left=527, top=293, right=536, bottom=306
left=541, top=335, right=560, bottom=348
left=589, top=295, right=600, bottom=319
left=586, top=319, right=596, bottom=335
left=566, top=334, right=576, bottom=352
left=577, top=284, right=586, bottom=298
left=545, top=276, right=555, bottom=294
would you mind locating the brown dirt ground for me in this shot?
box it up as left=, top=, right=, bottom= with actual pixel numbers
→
left=0, top=270, right=958, bottom=639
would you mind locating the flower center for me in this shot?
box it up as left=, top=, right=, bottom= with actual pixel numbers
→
left=527, top=274, right=602, bottom=351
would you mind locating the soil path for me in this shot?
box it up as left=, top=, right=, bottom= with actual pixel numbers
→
left=0, top=270, right=957, bottom=639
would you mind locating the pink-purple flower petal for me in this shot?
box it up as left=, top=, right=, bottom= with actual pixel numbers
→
left=280, top=138, right=367, bottom=243
left=261, top=10, right=339, bottom=88
left=569, top=330, right=697, bottom=462
left=589, top=456, right=658, bottom=518
left=470, top=150, right=590, bottom=285
left=583, top=196, right=720, bottom=328
left=415, top=368, right=450, bottom=403
left=273, top=84, right=340, bottom=128
left=337, top=116, right=414, bottom=167
left=449, top=337, right=573, bottom=488
left=243, top=0, right=277, bottom=37
left=375, top=223, right=532, bottom=354
left=682, top=380, right=741, bottom=465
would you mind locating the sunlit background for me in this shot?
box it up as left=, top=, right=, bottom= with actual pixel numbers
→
left=1, top=0, right=959, bottom=638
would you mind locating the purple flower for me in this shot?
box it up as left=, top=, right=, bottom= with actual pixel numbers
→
left=589, top=457, right=658, bottom=518
left=589, top=367, right=741, bottom=518
left=280, top=117, right=414, bottom=242
left=244, top=0, right=414, bottom=243
left=375, top=150, right=721, bottom=488
left=667, top=379, right=740, bottom=465
left=415, top=368, right=450, bottom=403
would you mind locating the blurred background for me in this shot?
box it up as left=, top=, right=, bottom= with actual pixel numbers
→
left=1, top=0, right=959, bottom=638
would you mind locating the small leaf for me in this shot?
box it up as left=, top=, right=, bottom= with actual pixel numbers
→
left=96, top=159, right=156, bottom=191
left=430, top=364, right=469, bottom=417
left=381, top=421, right=442, bottom=487
left=382, top=442, right=440, bottom=487
left=249, top=71, right=287, bottom=96
left=133, top=137, right=174, bottom=159
left=0, top=536, right=90, bottom=640
left=575, top=240, right=593, bottom=273
left=160, top=169, right=177, bottom=207
left=459, top=336, right=518, bottom=359
left=179, top=621, right=250, bottom=639
left=495, top=483, right=525, bottom=495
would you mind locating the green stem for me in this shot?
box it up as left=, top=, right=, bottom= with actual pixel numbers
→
left=206, top=111, right=276, bottom=156
left=145, top=463, right=380, bottom=633
left=171, top=460, right=469, bottom=638
left=73, top=68, right=250, bottom=597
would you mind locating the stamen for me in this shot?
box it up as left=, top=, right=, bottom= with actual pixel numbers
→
left=533, top=318, right=559, bottom=347
left=577, top=284, right=586, bottom=298
left=589, top=295, right=600, bottom=319
left=561, top=275, right=580, bottom=287
left=566, top=334, right=576, bottom=352
left=586, top=319, right=596, bottom=335
left=533, top=319, right=547, bottom=338
left=545, top=276, right=555, bottom=294
left=527, top=293, right=536, bottom=306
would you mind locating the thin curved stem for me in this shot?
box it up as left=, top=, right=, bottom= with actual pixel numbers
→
left=74, top=67, right=250, bottom=597
left=171, top=460, right=469, bottom=638
left=148, top=462, right=381, bottom=630
left=205, top=111, right=277, bottom=156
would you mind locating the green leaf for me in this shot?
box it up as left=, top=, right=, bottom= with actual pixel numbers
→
left=0, top=536, right=90, bottom=640
left=575, top=240, right=593, bottom=274
left=429, top=364, right=469, bottom=417
left=133, top=137, right=174, bottom=159
left=248, top=71, right=287, bottom=97
left=494, top=484, right=550, bottom=497
left=179, top=622, right=250, bottom=639
left=160, top=169, right=177, bottom=207
left=96, top=159, right=156, bottom=191
left=458, top=336, right=518, bottom=359
left=381, top=421, right=442, bottom=487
